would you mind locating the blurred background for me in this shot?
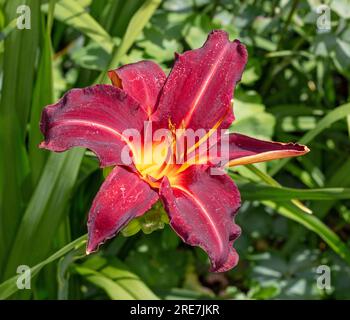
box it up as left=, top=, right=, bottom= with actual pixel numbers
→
left=0, top=0, right=350, bottom=300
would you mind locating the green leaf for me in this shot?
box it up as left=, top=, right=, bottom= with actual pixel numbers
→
left=263, top=201, right=350, bottom=266
left=108, top=0, right=143, bottom=37
left=70, top=42, right=111, bottom=71
left=139, top=27, right=181, bottom=63
left=4, top=150, right=85, bottom=280
left=241, top=58, right=262, bottom=85
left=270, top=103, right=350, bottom=176
left=57, top=245, right=86, bottom=300
left=75, top=255, right=158, bottom=300
left=330, top=0, right=350, bottom=19
left=333, top=38, right=350, bottom=75
left=183, top=24, right=208, bottom=49
left=0, top=17, right=17, bottom=42
left=0, top=235, right=87, bottom=299
left=231, top=90, right=276, bottom=140
left=243, top=165, right=350, bottom=266
left=312, top=158, right=350, bottom=218
left=1, top=0, right=40, bottom=136
left=240, top=184, right=350, bottom=201
left=29, top=0, right=55, bottom=185
left=99, top=0, right=162, bottom=83
left=0, top=0, right=40, bottom=278
left=125, top=230, right=187, bottom=290
left=42, top=0, right=114, bottom=53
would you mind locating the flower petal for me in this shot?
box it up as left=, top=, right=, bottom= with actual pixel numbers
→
left=87, top=166, right=159, bottom=253
left=152, top=30, right=247, bottom=131
left=226, top=133, right=310, bottom=167
left=108, top=60, right=166, bottom=116
left=40, top=84, right=148, bottom=167
left=160, top=166, right=241, bottom=272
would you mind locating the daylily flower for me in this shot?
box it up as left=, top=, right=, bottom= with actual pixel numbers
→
left=40, top=30, right=309, bottom=272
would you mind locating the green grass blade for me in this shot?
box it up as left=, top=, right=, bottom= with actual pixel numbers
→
left=4, top=149, right=84, bottom=280
left=42, top=0, right=114, bottom=53
left=75, top=255, right=159, bottom=300
left=0, top=0, right=40, bottom=279
left=99, top=0, right=161, bottom=83
left=29, top=1, right=55, bottom=185
left=0, top=17, right=17, bottom=41
left=109, top=0, right=143, bottom=37
left=0, top=235, right=87, bottom=299
left=1, top=0, right=40, bottom=136
left=75, top=266, right=135, bottom=299
left=312, top=158, right=350, bottom=218
left=243, top=164, right=350, bottom=266
left=270, top=103, right=350, bottom=176
left=263, top=201, right=350, bottom=265
left=90, top=0, right=122, bottom=34
left=242, top=164, right=312, bottom=214
left=240, top=184, right=350, bottom=201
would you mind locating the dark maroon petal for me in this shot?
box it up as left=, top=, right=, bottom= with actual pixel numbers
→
left=206, top=133, right=309, bottom=167
left=108, top=60, right=166, bottom=116
left=39, top=84, right=148, bottom=167
left=160, top=166, right=241, bottom=272
left=152, top=30, right=247, bottom=131
left=87, top=166, right=159, bottom=253
left=226, top=133, right=310, bottom=167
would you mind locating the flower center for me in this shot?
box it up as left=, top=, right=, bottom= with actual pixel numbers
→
left=131, top=119, right=221, bottom=188
left=133, top=139, right=180, bottom=188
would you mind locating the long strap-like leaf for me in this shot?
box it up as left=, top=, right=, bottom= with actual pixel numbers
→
left=270, top=103, right=350, bottom=176
left=242, top=165, right=350, bottom=266
left=0, top=235, right=87, bottom=300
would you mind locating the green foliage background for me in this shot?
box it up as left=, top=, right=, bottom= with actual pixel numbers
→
left=0, top=0, right=350, bottom=300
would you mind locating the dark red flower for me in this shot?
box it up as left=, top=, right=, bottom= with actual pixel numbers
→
left=40, top=30, right=309, bottom=272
